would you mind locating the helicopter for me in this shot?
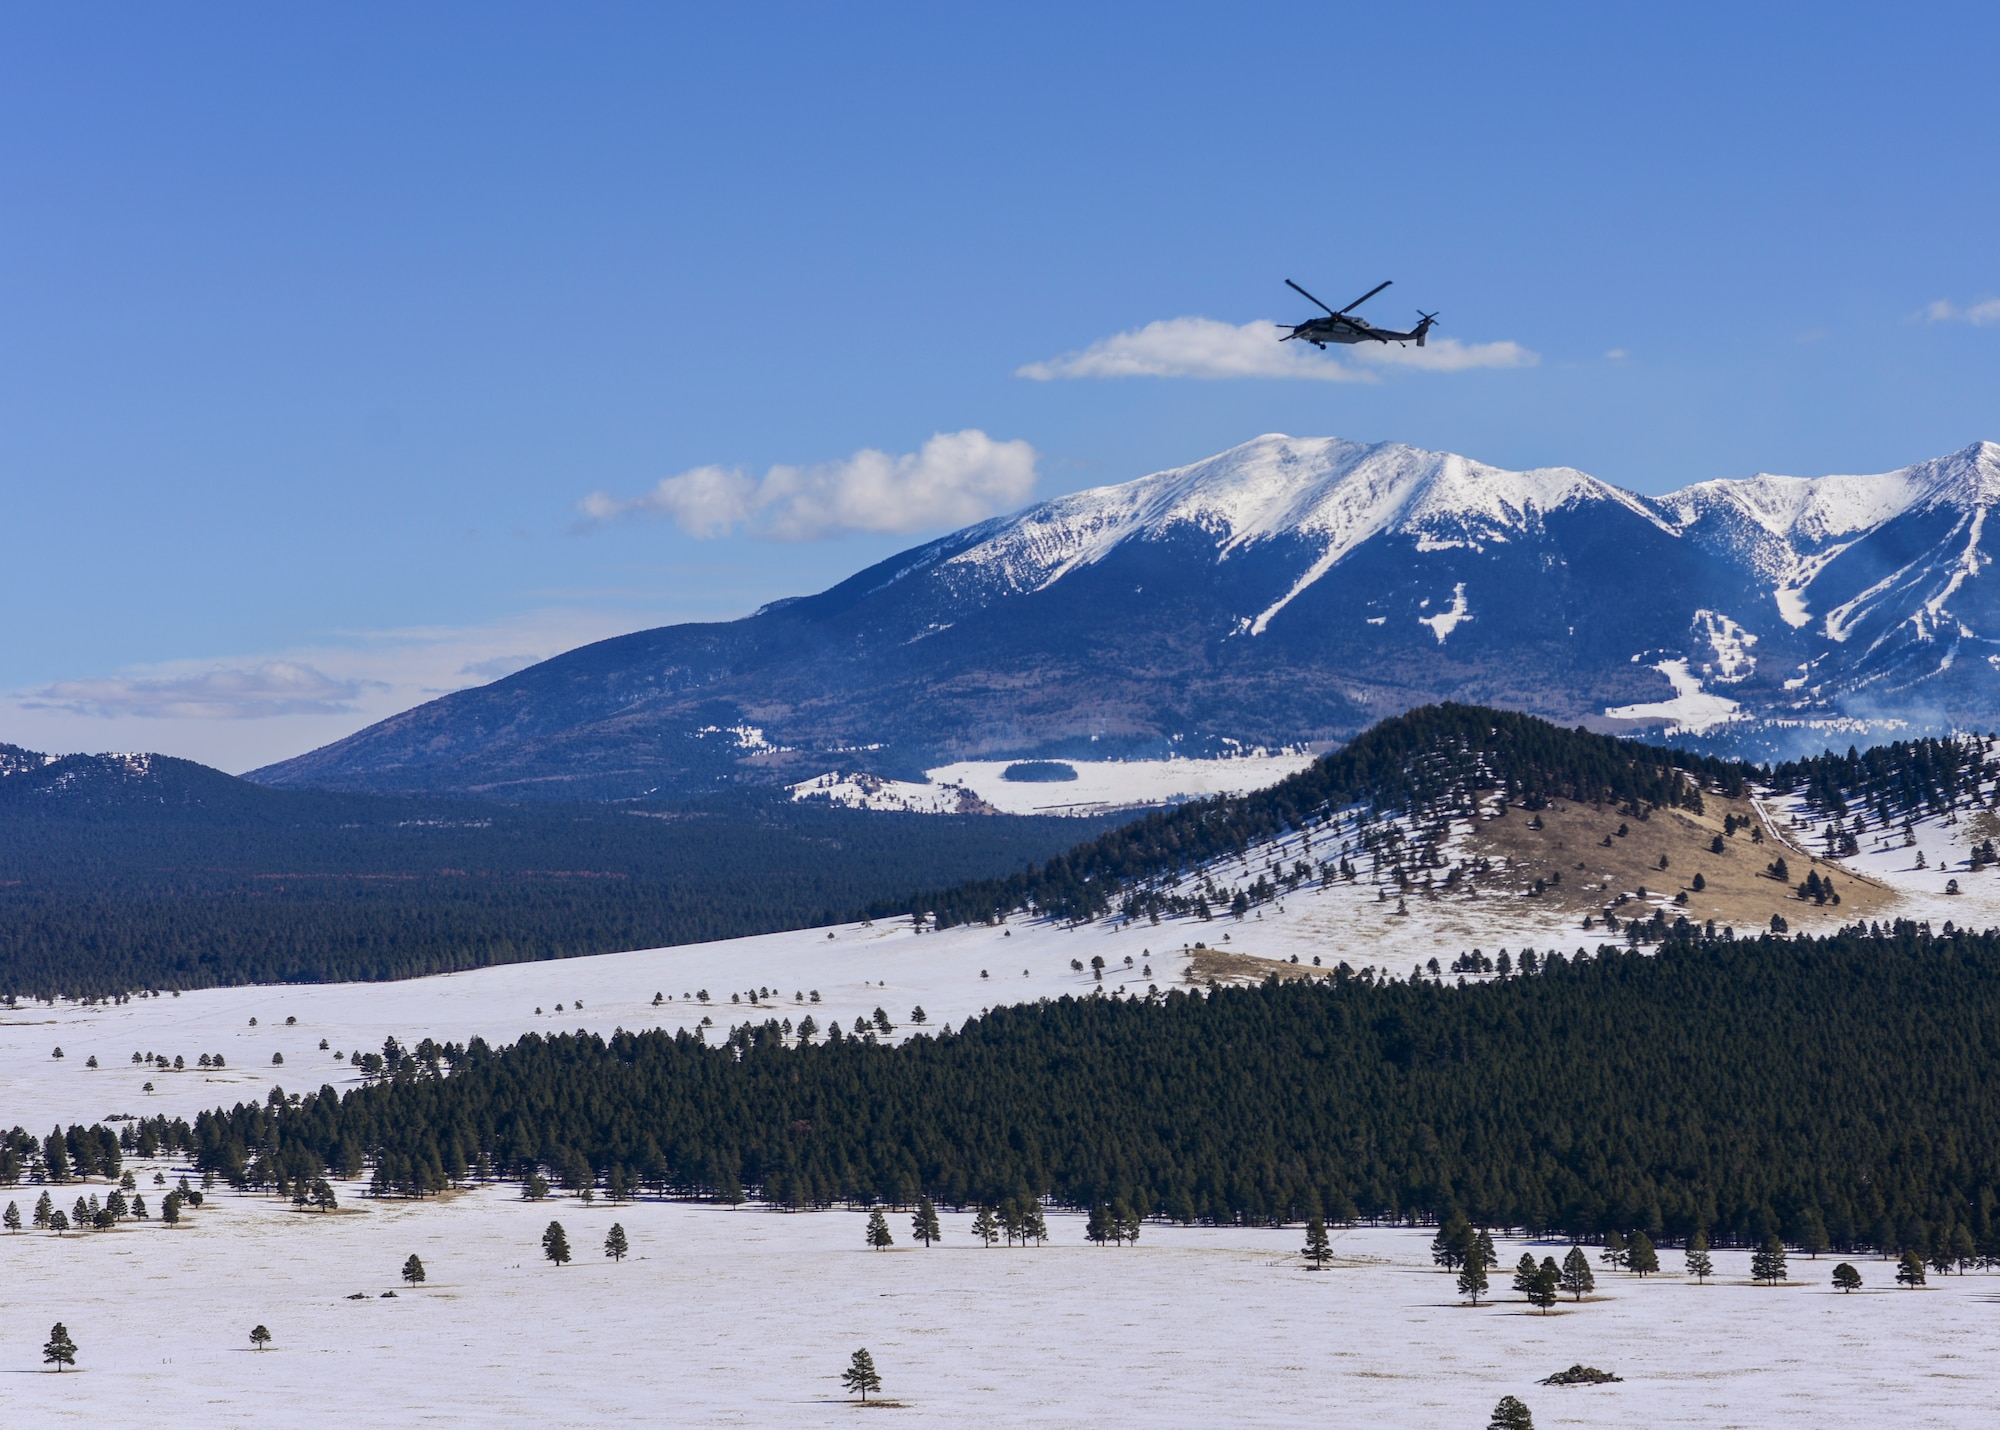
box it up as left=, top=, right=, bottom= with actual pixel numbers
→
left=1279, top=278, right=1436, bottom=349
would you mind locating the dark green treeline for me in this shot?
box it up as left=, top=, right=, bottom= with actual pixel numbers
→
left=58, top=926, right=1999, bottom=1256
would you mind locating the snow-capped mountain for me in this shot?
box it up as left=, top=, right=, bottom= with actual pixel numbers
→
left=250, top=435, right=2000, bottom=800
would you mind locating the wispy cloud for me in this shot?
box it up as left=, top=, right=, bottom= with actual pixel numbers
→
left=1922, top=298, right=2000, bottom=326
left=21, top=662, right=368, bottom=720
left=578, top=430, right=1038, bottom=541
left=1016, top=317, right=1535, bottom=382
left=0, top=606, right=690, bottom=772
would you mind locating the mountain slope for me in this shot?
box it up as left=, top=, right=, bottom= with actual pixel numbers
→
left=250, top=435, right=2000, bottom=801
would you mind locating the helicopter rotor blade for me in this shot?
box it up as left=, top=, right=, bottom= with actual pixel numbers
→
left=1284, top=279, right=1337, bottom=316
left=1337, top=280, right=1393, bottom=315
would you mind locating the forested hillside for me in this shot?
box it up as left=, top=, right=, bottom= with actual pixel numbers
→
left=0, top=775, right=1113, bottom=997
left=890, top=704, right=1756, bottom=927
left=41, top=927, right=1997, bottom=1258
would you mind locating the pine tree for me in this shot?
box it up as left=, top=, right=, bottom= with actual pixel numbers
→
left=1797, top=1208, right=1829, bottom=1259
left=605, top=1223, right=629, bottom=1262
left=1476, top=1228, right=1497, bottom=1273
left=249, top=1324, right=271, bottom=1351
left=1431, top=1215, right=1470, bottom=1272
left=1526, top=1265, right=1559, bottom=1314
left=161, top=1192, right=181, bottom=1226
left=1751, top=1235, right=1788, bottom=1284
left=911, top=1197, right=941, bottom=1247
left=1559, top=1245, right=1595, bottom=1301
left=49, top=1209, right=69, bottom=1235
left=1832, top=1262, right=1862, bottom=1292
left=842, top=1347, right=883, bottom=1402
left=1457, top=1245, right=1489, bottom=1305
left=1301, top=1215, right=1332, bottom=1269
left=542, top=1220, right=571, bottom=1266
left=33, top=1191, right=52, bottom=1229
left=1512, top=1252, right=1542, bottom=1299
left=866, top=1208, right=894, bottom=1250
left=971, top=1206, right=998, bottom=1247
left=3, top=1201, right=18, bottom=1232
left=1488, top=1393, right=1534, bottom=1429
left=43, top=1321, right=77, bottom=1371
left=1895, top=1250, right=1926, bottom=1288
left=1626, top=1232, right=1659, bottom=1276
left=403, top=1254, right=427, bottom=1285
left=1685, top=1228, right=1713, bottom=1283
left=1113, top=1199, right=1140, bottom=1245
left=1021, top=1201, right=1048, bottom=1245
left=1599, top=1229, right=1627, bottom=1270
left=1086, top=1204, right=1113, bottom=1245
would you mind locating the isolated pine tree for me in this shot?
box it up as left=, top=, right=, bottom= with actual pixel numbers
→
left=1476, top=1228, right=1497, bottom=1272
left=3, top=1200, right=18, bottom=1232
left=842, top=1347, right=882, bottom=1401
left=403, top=1254, right=427, bottom=1286
left=1488, top=1393, right=1534, bottom=1429
left=1301, top=1215, right=1332, bottom=1269
left=1527, top=1266, right=1559, bottom=1314
left=1457, top=1246, right=1489, bottom=1305
left=912, top=1197, right=941, bottom=1247
left=542, top=1220, right=571, bottom=1266
left=1626, top=1232, right=1659, bottom=1276
left=33, top=1191, right=52, bottom=1228
left=43, top=1321, right=77, bottom=1372
left=1512, top=1252, right=1542, bottom=1299
left=605, top=1223, right=629, bottom=1262
left=1685, top=1228, right=1713, bottom=1283
left=49, top=1209, right=69, bottom=1235
left=971, top=1206, right=998, bottom=1247
left=161, top=1192, right=181, bottom=1226
left=1832, top=1262, right=1862, bottom=1292
left=1751, top=1236, right=1788, bottom=1284
left=1560, top=1245, right=1595, bottom=1301
left=1599, top=1229, right=1627, bottom=1270
left=249, top=1324, right=271, bottom=1351
left=1895, top=1250, right=1926, bottom=1288
left=866, top=1208, right=893, bottom=1250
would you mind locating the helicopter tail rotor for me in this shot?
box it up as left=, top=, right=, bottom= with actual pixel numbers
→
left=1413, top=311, right=1438, bottom=347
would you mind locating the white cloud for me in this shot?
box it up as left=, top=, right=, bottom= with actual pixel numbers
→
left=0, top=606, right=688, bottom=773
left=1349, top=336, right=1539, bottom=372
left=579, top=430, right=1039, bottom=541
left=21, top=662, right=369, bottom=720
left=1922, top=298, right=2000, bottom=325
left=1017, top=317, right=1535, bottom=381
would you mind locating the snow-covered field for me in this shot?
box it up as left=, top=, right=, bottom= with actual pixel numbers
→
left=5, top=778, right=1999, bottom=1420
left=0, top=1177, right=1990, bottom=1428
left=7, top=787, right=1983, bottom=1133
left=789, top=750, right=1317, bottom=816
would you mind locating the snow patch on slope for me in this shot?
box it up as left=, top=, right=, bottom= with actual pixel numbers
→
left=1603, top=660, right=1746, bottom=734
left=1416, top=584, right=1471, bottom=644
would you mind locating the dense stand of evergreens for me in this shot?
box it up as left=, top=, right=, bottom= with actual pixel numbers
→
left=0, top=778, right=1114, bottom=997
left=15, top=927, right=1991, bottom=1259
left=1773, top=733, right=1999, bottom=821
left=887, top=704, right=1755, bottom=928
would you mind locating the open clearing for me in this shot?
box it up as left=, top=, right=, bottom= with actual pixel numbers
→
left=0, top=1175, right=1992, bottom=1428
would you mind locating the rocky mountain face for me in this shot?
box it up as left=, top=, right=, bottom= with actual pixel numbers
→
left=248, top=435, right=2000, bottom=801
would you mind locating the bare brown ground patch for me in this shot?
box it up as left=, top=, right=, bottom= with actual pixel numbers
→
left=1187, top=945, right=1323, bottom=986
left=1453, top=794, right=1894, bottom=933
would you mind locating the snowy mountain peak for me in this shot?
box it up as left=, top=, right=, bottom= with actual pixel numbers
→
left=931, top=434, right=1657, bottom=598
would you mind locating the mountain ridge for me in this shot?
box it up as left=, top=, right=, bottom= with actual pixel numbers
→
left=247, top=434, right=2000, bottom=801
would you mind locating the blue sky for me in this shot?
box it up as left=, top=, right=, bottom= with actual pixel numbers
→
left=5, top=3, right=1998, bottom=769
